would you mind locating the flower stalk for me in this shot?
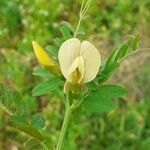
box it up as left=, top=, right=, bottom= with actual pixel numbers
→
left=56, top=94, right=72, bottom=150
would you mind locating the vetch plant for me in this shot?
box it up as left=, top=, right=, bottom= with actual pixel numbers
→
left=0, top=0, right=141, bottom=150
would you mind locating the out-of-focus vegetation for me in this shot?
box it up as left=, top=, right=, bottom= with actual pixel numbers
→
left=0, top=0, right=150, bottom=149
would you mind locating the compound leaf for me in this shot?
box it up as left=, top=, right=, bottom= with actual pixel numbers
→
left=83, top=85, right=127, bottom=114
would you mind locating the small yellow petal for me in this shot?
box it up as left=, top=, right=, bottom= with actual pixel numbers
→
left=32, top=41, right=55, bottom=66
left=32, top=41, right=61, bottom=76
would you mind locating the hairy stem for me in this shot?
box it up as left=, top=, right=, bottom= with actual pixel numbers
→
left=56, top=94, right=72, bottom=150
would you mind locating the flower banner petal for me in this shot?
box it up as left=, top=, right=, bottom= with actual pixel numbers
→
left=80, top=41, right=101, bottom=83
left=58, top=38, right=81, bottom=79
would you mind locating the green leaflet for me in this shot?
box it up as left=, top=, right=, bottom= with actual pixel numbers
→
left=83, top=85, right=127, bottom=114
left=128, top=35, right=139, bottom=51
left=98, top=35, right=139, bottom=83
left=0, top=83, right=29, bottom=116
left=76, top=27, right=85, bottom=35
left=61, top=21, right=85, bottom=36
left=32, top=67, right=54, bottom=78
left=59, top=25, right=72, bottom=39
left=99, top=62, right=119, bottom=83
left=53, top=37, right=63, bottom=47
left=0, top=84, right=46, bottom=142
left=31, top=113, right=45, bottom=129
left=45, top=45, right=59, bottom=58
left=10, top=116, right=44, bottom=141
left=0, top=83, right=12, bottom=108
left=61, top=21, right=75, bottom=33
left=106, top=43, right=129, bottom=67
left=24, top=138, right=43, bottom=150
left=32, top=77, right=61, bottom=96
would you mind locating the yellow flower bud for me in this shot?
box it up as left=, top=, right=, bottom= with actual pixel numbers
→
left=32, top=41, right=61, bottom=76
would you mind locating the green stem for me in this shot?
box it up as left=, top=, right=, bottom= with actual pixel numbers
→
left=74, top=0, right=93, bottom=37
left=119, top=48, right=150, bottom=63
left=56, top=94, right=72, bottom=150
left=74, top=16, right=83, bottom=38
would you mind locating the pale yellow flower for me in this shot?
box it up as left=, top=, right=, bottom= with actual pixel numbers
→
left=58, top=38, right=101, bottom=92
left=32, top=41, right=61, bottom=75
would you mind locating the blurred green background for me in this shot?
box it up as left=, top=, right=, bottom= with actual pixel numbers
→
left=0, top=0, right=150, bottom=149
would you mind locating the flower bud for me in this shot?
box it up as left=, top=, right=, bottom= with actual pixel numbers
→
left=32, top=41, right=61, bottom=76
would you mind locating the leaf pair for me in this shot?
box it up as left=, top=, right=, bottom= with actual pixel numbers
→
left=10, top=113, right=45, bottom=139
left=0, top=83, right=29, bottom=116
left=10, top=113, right=46, bottom=150
left=61, top=21, right=85, bottom=36
left=99, top=35, right=139, bottom=83
left=10, top=115, right=44, bottom=141
left=83, top=84, right=127, bottom=114
left=24, top=138, right=48, bottom=150
left=0, top=83, right=46, bottom=146
left=45, top=21, right=85, bottom=59
left=32, top=77, right=61, bottom=96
